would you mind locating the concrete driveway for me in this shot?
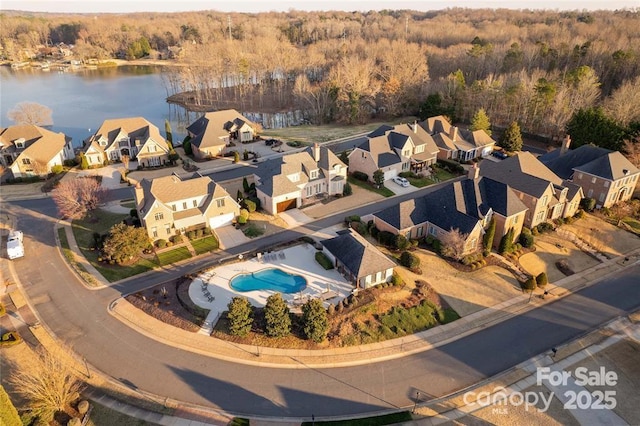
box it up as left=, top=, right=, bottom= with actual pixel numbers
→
left=279, top=209, right=313, bottom=228
left=214, top=225, right=250, bottom=249
left=384, top=178, right=419, bottom=195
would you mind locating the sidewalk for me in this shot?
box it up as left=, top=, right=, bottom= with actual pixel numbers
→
left=108, top=248, right=640, bottom=368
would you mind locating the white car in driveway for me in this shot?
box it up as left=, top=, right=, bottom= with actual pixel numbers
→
left=392, top=176, right=410, bottom=187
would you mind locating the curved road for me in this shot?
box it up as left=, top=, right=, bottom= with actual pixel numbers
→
left=6, top=192, right=640, bottom=419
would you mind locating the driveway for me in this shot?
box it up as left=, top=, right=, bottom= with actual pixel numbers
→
left=279, top=209, right=313, bottom=228
left=384, top=178, right=418, bottom=195
left=215, top=225, right=251, bottom=249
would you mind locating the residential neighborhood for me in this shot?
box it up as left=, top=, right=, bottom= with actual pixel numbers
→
left=2, top=5, right=640, bottom=426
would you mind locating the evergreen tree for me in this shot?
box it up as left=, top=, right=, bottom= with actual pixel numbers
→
left=80, top=153, right=89, bottom=170
left=342, top=181, right=352, bottom=196
left=302, top=299, right=329, bottom=343
left=227, top=297, right=253, bottom=337
left=183, top=140, right=192, bottom=156
left=242, top=177, right=250, bottom=193
left=566, top=107, right=627, bottom=151
left=373, top=169, right=385, bottom=187
left=499, top=121, right=523, bottom=152
left=498, top=227, right=515, bottom=255
left=483, top=217, right=496, bottom=255
left=264, top=293, right=291, bottom=337
left=470, top=108, right=492, bottom=135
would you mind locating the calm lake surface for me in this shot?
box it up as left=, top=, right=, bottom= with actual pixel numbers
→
left=0, top=65, right=198, bottom=147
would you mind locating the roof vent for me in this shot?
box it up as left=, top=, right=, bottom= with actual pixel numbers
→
left=623, top=169, right=629, bottom=176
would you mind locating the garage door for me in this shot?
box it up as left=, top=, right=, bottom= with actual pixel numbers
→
left=383, top=169, right=397, bottom=180
left=208, top=212, right=235, bottom=229
left=276, top=198, right=297, bottom=213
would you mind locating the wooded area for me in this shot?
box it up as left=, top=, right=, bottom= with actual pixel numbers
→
left=2, top=8, right=639, bottom=143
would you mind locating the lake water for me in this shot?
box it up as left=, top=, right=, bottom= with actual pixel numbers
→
left=0, top=65, right=198, bottom=147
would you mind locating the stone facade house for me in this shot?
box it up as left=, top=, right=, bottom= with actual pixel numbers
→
left=0, top=125, right=74, bottom=178
left=186, top=109, right=258, bottom=160
left=321, top=230, right=395, bottom=289
left=347, top=122, right=439, bottom=182
left=83, top=117, right=170, bottom=167
left=373, top=169, right=528, bottom=254
left=134, top=173, right=240, bottom=241
left=479, top=152, right=583, bottom=229
left=539, top=138, right=639, bottom=209
left=419, top=115, right=496, bottom=162
left=254, top=144, right=347, bottom=215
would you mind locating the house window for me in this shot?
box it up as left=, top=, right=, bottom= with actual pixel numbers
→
left=415, top=144, right=425, bottom=154
left=310, top=170, right=318, bottom=179
left=591, top=177, right=597, bottom=184
left=306, top=186, right=312, bottom=197
left=599, top=192, right=605, bottom=202
left=193, top=200, right=197, bottom=207
left=152, top=227, right=158, bottom=238
left=315, top=183, right=322, bottom=193
left=429, top=225, right=437, bottom=236
left=216, top=198, right=225, bottom=208
left=361, top=152, right=366, bottom=158
left=172, top=204, right=176, bottom=211
left=402, top=162, right=409, bottom=170
left=604, top=181, right=609, bottom=187
left=166, top=224, right=171, bottom=235
left=149, top=145, right=156, bottom=152
left=587, top=189, right=593, bottom=198
left=154, top=212, right=163, bottom=221
left=22, top=158, right=31, bottom=165
left=577, top=173, right=583, bottom=180
left=536, top=210, right=545, bottom=222
left=99, top=140, right=107, bottom=146
left=513, top=215, right=519, bottom=225
left=182, top=202, right=187, bottom=210
left=15, top=141, right=25, bottom=149
left=541, top=195, right=548, bottom=206
left=470, top=238, right=477, bottom=249
left=417, top=227, right=424, bottom=237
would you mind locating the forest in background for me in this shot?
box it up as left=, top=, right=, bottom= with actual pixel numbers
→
left=1, top=8, right=639, bottom=148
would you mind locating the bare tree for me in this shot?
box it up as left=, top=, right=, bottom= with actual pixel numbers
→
left=7, top=102, right=53, bottom=126
left=440, top=227, right=468, bottom=261
left=121, top=154, right=130, bottom=178
left=52, top=177, right=107, bottom=220
left=623, top=136, right=640, bottom=168
left=8, top=347, right=84, bottom=423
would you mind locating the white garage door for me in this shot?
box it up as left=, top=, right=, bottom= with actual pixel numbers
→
left=384, top=169, right=397, bottom=180
left=208, top=212, right=235, bottom=229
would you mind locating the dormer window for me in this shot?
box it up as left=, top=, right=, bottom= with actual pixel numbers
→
left=310, top=170, right=318, bottom=179
left=289, top=173, right=299, bottom=182
left=15, top=138, right=25, bottom=149
left=415, top=144, right=425, bottom=154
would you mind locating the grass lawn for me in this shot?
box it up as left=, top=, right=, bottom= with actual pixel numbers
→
left=301, top=412, right=413, bottom=425
left=120, top=199, right=136, bottom=209
left=622, top=217, right=640, bottom=235
left=348, top=176, right=395, bottom=197
left=431, top=166, right=456, bottom=182
left=242, top=223, right=265, bottom=238
left=156, top=246, right=192, bottom=266
left=57, top=228, right=98, bottom=286
left=405, top=175, right=436, bottom=188
left=72, top=209, right=156, bottom=282
left=261, top=116, right=417, bottom=143
left=191, top=235, right=220, bottom=255
left=86, top=401, right=151, bottom=426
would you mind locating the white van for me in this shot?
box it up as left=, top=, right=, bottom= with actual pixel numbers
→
left=7, top=230, right=24, bottom=260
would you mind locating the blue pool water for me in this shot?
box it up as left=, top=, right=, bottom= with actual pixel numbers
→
left=230, top=268, right=307, bottom=293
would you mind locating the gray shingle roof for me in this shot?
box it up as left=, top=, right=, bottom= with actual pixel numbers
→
left=374, top=177, right=526, bottom=234
left=479, top=152, right=562, bottom=198
left=322, top=230, right=395, bottom=279
left=539, top=145, right=612, bottom=179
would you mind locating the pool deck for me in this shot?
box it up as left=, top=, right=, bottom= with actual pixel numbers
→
left=189, top=242, right=353, bottom=333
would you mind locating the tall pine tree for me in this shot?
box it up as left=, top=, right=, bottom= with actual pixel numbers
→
left=471, top=108, right=492, bottom=136
left=499, top=121, right=523, bottom=152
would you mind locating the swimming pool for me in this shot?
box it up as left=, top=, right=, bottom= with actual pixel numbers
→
left=230, top=268, right=307, bottom=293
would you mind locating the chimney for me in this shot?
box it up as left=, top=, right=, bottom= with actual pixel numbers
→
left=449, top=126, right=458, bottom=141
left=410, top=120, right=418, bottom=133
left=313, top=142, right=320, bottom=162
left=560, top=135, right=571, bottom=155
left=468, top=163, right=480, bottom=180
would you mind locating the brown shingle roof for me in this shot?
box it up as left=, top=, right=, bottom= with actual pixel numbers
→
left=0, top=124, right=69, bottom=164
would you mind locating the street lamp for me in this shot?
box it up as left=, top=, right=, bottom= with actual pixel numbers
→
left=413, top=391, right=420, bottom=413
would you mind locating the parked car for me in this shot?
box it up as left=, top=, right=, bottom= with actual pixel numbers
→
left=7, top=230, right=24, bottom=260
left=265, top=139, right=278, bottom=146
left=492, top=150, right=508, bottom=159
left=393, top=176, right=410, bottom=187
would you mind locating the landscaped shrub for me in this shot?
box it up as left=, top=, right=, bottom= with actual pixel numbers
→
left=327, top=304, right=335, bottom=316
left=352, top=221, right=368, bottom=236
left=264, top=293, right=291, bottom=337
left=315, top=251, right=334, bottom=270
left=522, top=277, right=537, bottom=291
left=370, top=226, right=379, bottom=239
left=574, top=209, right=585, bottom=219
left=227, top=297, right=253, bottom=337
left=394, top=234, right=410, bottom=251
left=302, top=299, right=329, bottom=343
left=345, top=215, right=361, bottom=224
left=436, top=159, right=464, bottom=173
left=483, top=217, right=496, bottom=255
left=519, top=227, right=534, bottom=248
left=170, top=235, right=183, bottom=244
left=498, top=227, right=515, bottom=254
left=237, top=209, right=249, bottom=224
left=343, top=182, right=352, bottom=196
left=51, top=165, right=63, bottom=174
left=155, top=239, right=167, bottom=249
left=243, top=199, right=257, bottom=213
left=391, top=272, right=403, bottom=286
left=195, top=229, right=204, bottom=238
left=536, top=222, right=554, bottom=234
left=536, top=272, right=548, bottom=287
left=377, top=230, right=396, bottom=247
left=580, top=197, right=596, bottom=212
left=186, top=231, right=196, bottom=240
left=399, top=251, right=420, bottom=269
left=247, top=196, right=261, bottom=211
left=352, top=171, right=368, bottom=181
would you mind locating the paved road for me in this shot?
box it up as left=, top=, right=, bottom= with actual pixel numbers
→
left=7, top=191, right=640, bottom=418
